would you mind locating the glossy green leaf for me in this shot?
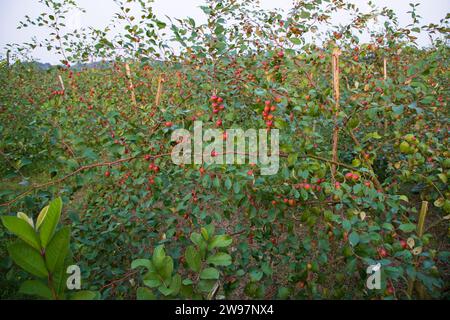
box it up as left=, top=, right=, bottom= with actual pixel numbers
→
left=1, top=216, right=41, bottom=251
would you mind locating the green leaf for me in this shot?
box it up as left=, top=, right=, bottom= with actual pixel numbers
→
left=1, top=216, right=41, bottom=251
left=342, top=220, right=351, bottom=231
left=8, top=241, right=48, bottom=278
left=437, top=173, right=447, bottom=184
left=36, top=205, right=49, bottom=230
left=185, top=246, right=201, bottom=272
left=17, top=212, right=34, bottom=228
left=274, top=118, right=287, bottom=129
left=39, top=197, right=63, bottom=249
left=233, top=181, right=241, bottom=194
left=349, top=232, right=360, bottom=247
left=158, top=284, right=173, bottom=296
left=399, top=223, right=417, bottom=233
left=200, top=268, right=220, bottom=280
left=19, top=280, right=53, bottom=299
left=155, top=20, right=166, bottom=29
left=137, top=287, right=156, bottom=300
left=206, top=252, right=232, bottom=266
left=169, top=274, right=181, bottom=296
left=249, top=270, right=264, bottom=282
left=289, top=37, right=302, bottom=45
left=225, top=178, right=232, bottom=190
left=208, top=235, right=232, bottom=250
left=213, top=177, right=220, bottom=189
left=201, top=227, right=209, bottom=241
left=143, top=271, right=161, bottom=288
left=152, top=245, right=166, bottom=269
left=160, top=256, right=174, bottom=281
left=45, top=227, right=70, bottom=272
left=70, top=291, right=98, bottom=300
left=131, top=259, right=152, bottom=270
left=53, top=264, right=69, bottom=297
left=190, top=232, right=203, bottom=246
left=392, top=105, right=404, bottom=115
left=288, top=153, right=298, bottom=166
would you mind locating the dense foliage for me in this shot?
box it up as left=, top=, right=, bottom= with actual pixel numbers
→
left=0, top=0, right=449, bottom=300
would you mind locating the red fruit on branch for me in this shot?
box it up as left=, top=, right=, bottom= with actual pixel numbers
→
left=400, top=240, right=408, bottom=249
left=378, top=247, right=388, bottom=258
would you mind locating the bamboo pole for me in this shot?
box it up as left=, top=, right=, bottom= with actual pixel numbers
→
left=407, top=201, right=429, bottom=299
left=125, top=63, right=137, bottom=107
left=417, top=201, right=428, bottom=237
left=331, top=48, right=341, bottom=184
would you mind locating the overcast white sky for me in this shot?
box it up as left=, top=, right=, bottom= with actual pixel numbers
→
left=0, top=0, right=449, bottom=63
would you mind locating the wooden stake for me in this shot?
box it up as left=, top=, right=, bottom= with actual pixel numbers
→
left=6, top=50, right=10, bottom=67
left=58, top=75, right=66, bottom=98
left=383, top=57, right=387, bottom=80
left=155, top=74, right=164, bottom=107
left=125, top=63, right=137, bottom=107
left=331, top=48, right=341, bottom=184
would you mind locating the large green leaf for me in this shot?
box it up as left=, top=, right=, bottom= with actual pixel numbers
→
left=152, top=245, right=165, bottom=270
left=45, top=226, right=70, bottom=272
left=19, top=280, right=53, bottom=299
left=159, top=256, right=174, bottom=282
left=185, top=246, right=201, bottom=272
left=52, top=263, right=69, bottom=298
left=399, top=223, right=417, bottom=233
left=1, top=216, right=41, bottom=251
left=39, top=198, right=63, bottom=249
left=169, top=274, right=181, bottom=296
left=200, top=267, right=220, bottom=280
left=143, top=271, right=162, bottom=288
left=8, top=241, right=48, bottom=278
left=206, top=252, right=232, bottom=266
left=131, top=259, right=152, bottom=270
left=208, top=235, right=232, bottom=250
